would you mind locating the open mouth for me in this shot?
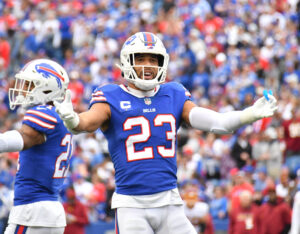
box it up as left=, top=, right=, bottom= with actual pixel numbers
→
left=143, top=71, right=154, bottom=80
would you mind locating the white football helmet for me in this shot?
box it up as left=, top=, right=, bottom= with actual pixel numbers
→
left=9, top=59, right=69, bottom=110
left=119, top=32, right=169, bottom=90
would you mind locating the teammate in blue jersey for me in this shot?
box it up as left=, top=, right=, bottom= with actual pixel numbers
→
left=0, top=59, right=71, bottom=234
left=55, top=32, right=278, bottom=234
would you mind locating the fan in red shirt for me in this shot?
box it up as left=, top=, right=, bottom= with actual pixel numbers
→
left=258, top=186, right=291, bottom=234
left=68, top=70, right=84, bottom=110
left=228, top=170, right=254, bottom=212
left=63, top=187, right=89, bottom=234
left=195, top=12, right=224, bottom=36
left=0, top=32, right=10, bottom=70
left=229, top=190, right=260, bottom=234
left=282, top=107, right=300, bottom=157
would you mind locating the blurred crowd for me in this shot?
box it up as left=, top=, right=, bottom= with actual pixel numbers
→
left=0, top=0, right=300, bottom=233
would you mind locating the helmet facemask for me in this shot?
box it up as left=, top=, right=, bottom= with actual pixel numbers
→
left=9, top=77, right=36, bottom=110
left=124, top=53, right=166, bottom=90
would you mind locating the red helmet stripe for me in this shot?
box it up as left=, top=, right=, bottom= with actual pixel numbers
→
left=143, top=32, right=155, bottom=46
left=38, top=66, right=65, bottom=82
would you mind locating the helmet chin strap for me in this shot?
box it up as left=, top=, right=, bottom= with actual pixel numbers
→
left=132, top=65, right=158, bottom=91
left=126, top=84, right=159, bottom=98
left=16, top=95, right=25, bottom=103
left=134, top=81, right=156, bottom=91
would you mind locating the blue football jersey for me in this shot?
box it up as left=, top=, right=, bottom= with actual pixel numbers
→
left=14, top=105, right=73, bottom=206
left=89, top=82, right=191, bottom=195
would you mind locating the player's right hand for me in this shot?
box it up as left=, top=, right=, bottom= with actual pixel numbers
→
left=54, top=89, right=80, bottom=132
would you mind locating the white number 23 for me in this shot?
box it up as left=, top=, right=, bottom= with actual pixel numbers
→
left=123, top=114, right=176, bottom=161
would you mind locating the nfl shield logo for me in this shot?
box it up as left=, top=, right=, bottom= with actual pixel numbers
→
left=144, top=98, right=152, bottom=105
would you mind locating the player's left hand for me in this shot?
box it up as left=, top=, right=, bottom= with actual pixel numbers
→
left=54, top=89, right=80, bottom=131
left=240, top=91, right=278, bottom=124
left=252, top=92, right=278, bottom=119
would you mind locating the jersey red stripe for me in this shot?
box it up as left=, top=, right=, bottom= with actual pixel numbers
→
left=16, top=225, right=24, bottom=234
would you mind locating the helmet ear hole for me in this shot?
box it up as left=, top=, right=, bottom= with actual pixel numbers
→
left=129, top=54, right=134, bottom=66
left=157, top=74, right=163, bottom=82
left=157, top=55, right=164, bottom=67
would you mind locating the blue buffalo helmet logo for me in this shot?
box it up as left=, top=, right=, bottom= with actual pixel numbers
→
left=35, top=63, right=65, bottom=88
left=123, top=35, right=137, bottom=48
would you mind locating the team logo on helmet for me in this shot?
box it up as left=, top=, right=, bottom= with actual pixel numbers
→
left=123, top=35, right=137, bottom=48
left=35, top=63, right=65, bottom=88
left=141, top=32, right=156, bottom=46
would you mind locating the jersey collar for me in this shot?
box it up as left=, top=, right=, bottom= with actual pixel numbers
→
left=120, top=84, right=160, bottom=98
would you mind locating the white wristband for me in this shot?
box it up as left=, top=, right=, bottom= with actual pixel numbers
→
left=0, top=130, right=24, bottom=153
left=63, top=113, right=80, bottom=134
left=240, top=106, right=257, bottom=125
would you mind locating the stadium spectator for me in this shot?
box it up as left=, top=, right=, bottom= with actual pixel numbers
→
left=0, top=32, right=10, bottom=74
left=72, top=173, right=94, bottom=206
left=290, top=188, right=300, bottom=234
left=39, top=10, right=61, bottom=60
left=200, top=132, right=222, bottom=180
left=282, top=104, right=300, bottom=175
left=252, top=127, right=282, bottom=179
left=229, top=190, right=260, bottom=234
left=183, top=190, right=213, bottom=234
left=68, top=70, right=85, bottom=109
left=276, top=166, right=293, bottom=201
left=0, top=176, right=13, bottom=234
left=209, top=185, right=228, bottom=234
left=253, top=167, right=268, bottom=192
left=228, top=170, right=254, bottom=212
left=87, top=170, right=107, bottom=222
left=63, top=187, right=89, bottom=234
left=57, top=4, right=73, bottom=59
left=231, top=126, right=253, bottom=169
left=258, top=185, right=292, bottom=234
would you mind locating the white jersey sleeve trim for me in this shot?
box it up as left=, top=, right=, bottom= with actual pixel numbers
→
left=26, top=110, right=57, bottom=123
left=24, top=116, right=55, bottom=129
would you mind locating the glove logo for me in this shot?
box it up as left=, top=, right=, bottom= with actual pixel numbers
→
left=35, top=63, right=65, bottom=89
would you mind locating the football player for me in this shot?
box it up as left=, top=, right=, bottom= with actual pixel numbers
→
left=1, top=59, right=71, bottom=234
left=55, top=32, right=277, bottom=234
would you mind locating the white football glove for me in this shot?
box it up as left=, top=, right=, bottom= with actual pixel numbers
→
left=240, top=92, right=278, bottom=124
left=54, top=89, right=80, bottom=133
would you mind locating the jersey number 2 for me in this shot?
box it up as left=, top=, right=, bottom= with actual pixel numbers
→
left=123, top=114, right=176, bottom=161
left=53, top=134, right=73, bottom=178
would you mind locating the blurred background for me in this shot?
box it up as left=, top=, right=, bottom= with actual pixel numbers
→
left=0, top=0, right=299, bottom=233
